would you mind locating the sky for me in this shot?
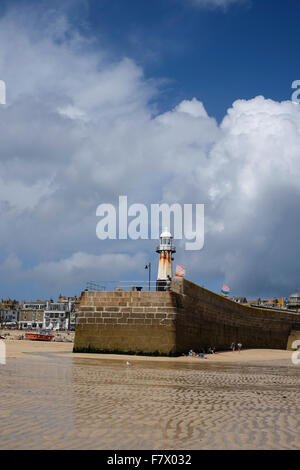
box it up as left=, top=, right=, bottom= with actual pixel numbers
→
left=1, top=0, right=300, bottom=300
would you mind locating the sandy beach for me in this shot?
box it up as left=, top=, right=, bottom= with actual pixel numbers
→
left=1, top=338, right=300, bottom=450
left=3, top=337, right=296, bottom=364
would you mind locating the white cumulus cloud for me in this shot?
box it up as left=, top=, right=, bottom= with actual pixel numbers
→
left=0, top=6, right=299, bottom=300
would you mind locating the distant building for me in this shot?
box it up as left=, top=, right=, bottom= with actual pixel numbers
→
left=18, top=300, right=49, bottom=329
left=18, top=310, right=45, bottom=330
left=286, top=292, right=300, bottom=312
left=247, top=297, right=290, bottom=311
left=0, top=299, right=19, bottom=326
left=43, top=302, right=70, bottom=330
left=21, top=300, right=48, bottom=310
left=1, top=310, right=19, bottom=324
left=57, top=295, right=79, bottom=329
left=0, top=299, right=19, bottom=310
left=16, top=296, right=79, bottom=331
left=226, top=295, right=287, bottom=310
left=43, top=296, right=79, bottom=330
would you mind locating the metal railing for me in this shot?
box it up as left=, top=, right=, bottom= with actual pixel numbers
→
left=85, top=280, right=160, bottom=292
left=156, top=245, right=176, bottom=253
left=86, top=281, right=106, bottom=291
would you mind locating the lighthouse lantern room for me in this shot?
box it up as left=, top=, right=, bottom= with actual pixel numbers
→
left=156, top=227, right=176, bottom=291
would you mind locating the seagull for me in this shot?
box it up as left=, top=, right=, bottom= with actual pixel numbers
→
left=126, top=361, right=132, bottom=366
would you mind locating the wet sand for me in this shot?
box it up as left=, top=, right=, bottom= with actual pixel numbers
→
left=4, top=338, right=294, bottom=363
left=1, top=340, right=300, bottom=449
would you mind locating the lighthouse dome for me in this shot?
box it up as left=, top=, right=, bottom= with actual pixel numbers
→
left=160, top=227, right=172, bottom=238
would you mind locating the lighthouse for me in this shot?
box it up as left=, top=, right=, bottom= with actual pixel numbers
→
left=156, top=227, right=176, bottom=291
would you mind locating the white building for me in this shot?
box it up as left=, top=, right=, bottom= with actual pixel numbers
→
left=43, top=300, right=76, bottom=330
left=18, top=297, right=78, bottom=331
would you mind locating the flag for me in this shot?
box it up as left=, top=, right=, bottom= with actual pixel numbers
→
left=175, top=265, right=186, bottom=278
left=221, top=284, right=230, bottom=298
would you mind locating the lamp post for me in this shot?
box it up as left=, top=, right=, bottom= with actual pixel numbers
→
left=145, top=263, right=151, bottom=291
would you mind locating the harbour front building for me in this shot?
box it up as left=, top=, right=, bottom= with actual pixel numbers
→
left=43, top=298, right=78, bottom=330
left=0, top=299, right=19, bottom=327
left=18, top=300, right=48, bottom=330
left=286, top=292, right=300, bottom=312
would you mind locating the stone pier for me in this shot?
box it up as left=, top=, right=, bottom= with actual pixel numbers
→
left=73, top=278, right=300, bottom=355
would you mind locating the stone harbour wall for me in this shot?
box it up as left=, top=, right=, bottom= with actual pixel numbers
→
left=73, top=278, right=300, bottom=355
left=73, top=290, right=178, bottom=354
left=171, top=278, right=300, bottom=352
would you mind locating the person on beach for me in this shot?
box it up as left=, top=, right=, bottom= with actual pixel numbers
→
left=231, top=342, right=236, bottom=352
left=237, top=342, right=242, bottom=352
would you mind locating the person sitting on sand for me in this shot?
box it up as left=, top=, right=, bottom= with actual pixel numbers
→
left=188, top=349, right=199, bottom=357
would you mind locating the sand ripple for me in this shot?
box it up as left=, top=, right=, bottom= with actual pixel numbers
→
left=0, top=355, right=299, bottom=449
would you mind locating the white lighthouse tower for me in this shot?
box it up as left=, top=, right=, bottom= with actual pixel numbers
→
left=156, top=227, right=176, bottom=291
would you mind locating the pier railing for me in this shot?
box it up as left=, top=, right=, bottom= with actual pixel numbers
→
left=85, top=280, right=161, bottom=292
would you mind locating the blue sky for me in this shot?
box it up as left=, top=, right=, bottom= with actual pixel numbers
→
left=79, top=0, right=300, bottom=119
left=1, top=0, right=300, bottom=300
left=2, top=0, right=299, bottom=118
